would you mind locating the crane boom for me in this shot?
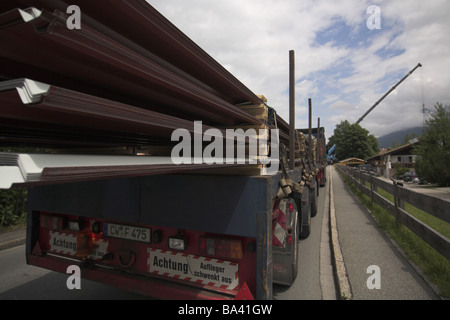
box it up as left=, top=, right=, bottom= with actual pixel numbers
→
left=356, top=63, right=422, bottom=125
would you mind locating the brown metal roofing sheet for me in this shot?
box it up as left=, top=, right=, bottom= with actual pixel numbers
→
left=0, top=120, right=151, bottom=148
left=73, top=0, right=263, bottom=105
left=0, top=78, right=227, bottom=140
left=0, top=7, right=261, bottom=126
left=0, top=0, right=262, bottom=106
left=0, top=3, right=288, bottom=163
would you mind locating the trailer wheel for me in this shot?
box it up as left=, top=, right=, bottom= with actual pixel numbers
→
left=309, top=178, right=318, bottom=218
left=311, top=193, right=318, bottom=218
left=300, top=189, right=311, bottom=239
left=317, top=177, right=320, bottom=196
left=311, top=183, right=318, bottom=218
left=291, top=209, right=299, bottom=281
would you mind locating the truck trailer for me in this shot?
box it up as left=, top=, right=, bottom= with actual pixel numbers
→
left=0, top=0, right=321, bottom=300
left=298, top=126, right=327, bottom=189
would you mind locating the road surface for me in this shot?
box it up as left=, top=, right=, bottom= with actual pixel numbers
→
left=0, top=244, right=147, bottom=300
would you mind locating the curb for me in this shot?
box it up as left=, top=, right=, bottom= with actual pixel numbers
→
left=0, top=237, right=26, bottom=251
left=0, top=228, right=26, bottom=252
left=328, top=168, right=353, bottom=300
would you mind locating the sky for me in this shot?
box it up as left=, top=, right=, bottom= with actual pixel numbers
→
left=146, top=0, right=450, bottom=142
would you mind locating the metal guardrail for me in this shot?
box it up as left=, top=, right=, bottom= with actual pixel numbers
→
left=336, top=165, right=450, bottom=261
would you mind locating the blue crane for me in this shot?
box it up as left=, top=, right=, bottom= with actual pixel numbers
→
left=327, top=144, right=337, bottom=162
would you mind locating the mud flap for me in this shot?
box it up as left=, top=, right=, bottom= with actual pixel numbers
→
left=300, top=188, right=311, bottom=239
left=273, top=200, right=299, bottom=286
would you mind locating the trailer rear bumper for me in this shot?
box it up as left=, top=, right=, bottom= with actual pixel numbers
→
left=28, top=254, right=254, bottom=300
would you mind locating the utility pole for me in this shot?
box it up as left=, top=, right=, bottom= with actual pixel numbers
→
left=289, top=50, right=295, bottom=170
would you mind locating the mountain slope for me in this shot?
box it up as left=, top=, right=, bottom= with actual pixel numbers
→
left=377, top=126, right=423, bottom=148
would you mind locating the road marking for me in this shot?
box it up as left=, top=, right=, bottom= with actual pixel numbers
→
left=319, top=171, right=337, bottom=300
left=329, top=167, right=353, bottom=300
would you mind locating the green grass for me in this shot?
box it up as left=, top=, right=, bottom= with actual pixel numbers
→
left=364, top=181, right=450, bottom=240
left=338, top=170, right=450, bottom=299
left=0, top=217, right=26, bottom=233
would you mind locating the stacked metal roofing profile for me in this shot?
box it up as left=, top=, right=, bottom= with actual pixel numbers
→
left=0, top=152, right=254, bottom=189
left=0, top=78, right=225, bottom=147
left=0, top=0, right=291, bottom=188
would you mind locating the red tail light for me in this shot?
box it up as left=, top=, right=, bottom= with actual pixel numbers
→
left=287, top=234, right=293, bottom=245
left=199, top=237, right=243, bottom=260
left=288, top=202, right=294, bottom=213
left=76, top=231, right=93, bottom=259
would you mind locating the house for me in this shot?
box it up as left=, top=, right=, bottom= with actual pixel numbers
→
left=366, top=139, right=420, bottom=178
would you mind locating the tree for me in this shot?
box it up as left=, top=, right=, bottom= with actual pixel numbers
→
left=0, top=147, right=40, bottom=229
left=414, top=103, right=450, bottom=187
left=0, top=189, right=27, bottom=229
left=403, top=132, right=419, bottom=145
left=327, top=120, right=379, bottom=161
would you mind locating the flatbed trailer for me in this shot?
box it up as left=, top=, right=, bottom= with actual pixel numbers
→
left=0, top=0, right=321, bottom=301
left=26, top=167, right=307, bottom=300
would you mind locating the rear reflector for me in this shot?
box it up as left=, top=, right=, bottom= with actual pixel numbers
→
left=76, top=232, right=93, bottom=259
left=40, top=214, right=64, bottom=231
left=69, top=220, right=81, bottom=232
left=287, top=234, right=293, bottom=246
left=199, top=237, right=243, bottom=260
left=168, top=236, right=187, bottom=251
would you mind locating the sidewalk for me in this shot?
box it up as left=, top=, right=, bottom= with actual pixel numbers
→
left=0, top=228, right=26, bottom=252
left=330, top=167, right=440, bottom=300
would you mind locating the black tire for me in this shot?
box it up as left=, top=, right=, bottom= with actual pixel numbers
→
left=311, top=193, right=318, bottom=218
left=291, top=209, right=299, bottom=281
left=310, top=179, right=318, bottom=218
left=300, top=189, right=311, bottom=239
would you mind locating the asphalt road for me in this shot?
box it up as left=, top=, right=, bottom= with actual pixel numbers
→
left=0, top=244, right=148, bottom=300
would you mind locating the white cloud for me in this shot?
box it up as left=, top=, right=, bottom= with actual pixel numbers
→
left=147, top=0, right=450, bottom=141
left=329, top=100, right=355, bottom=112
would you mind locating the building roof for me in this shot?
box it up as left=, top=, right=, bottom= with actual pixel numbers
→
left=339, top=158, right=366, bottom=165
left=366, top=139, right=420, bottom=161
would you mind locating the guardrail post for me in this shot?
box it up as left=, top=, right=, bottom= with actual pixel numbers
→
left=370, top=172, right=374, bottom=204
left=392, top=180, right=401, bottom=226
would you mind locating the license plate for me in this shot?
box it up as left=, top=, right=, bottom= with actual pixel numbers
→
left=103, top=223, right=151, bottom=243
